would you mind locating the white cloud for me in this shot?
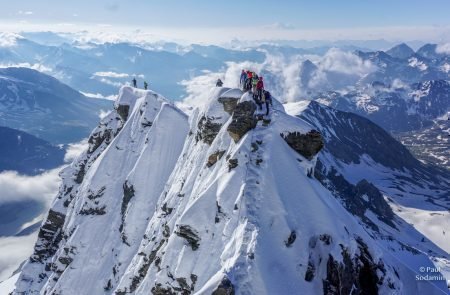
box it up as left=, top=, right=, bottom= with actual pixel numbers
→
left=264, top=22, right=296, bottom=30
left=0, top=232, right=38, bottom=281
left=97, top=77, right=123, bottom=87
left=81, top=91, right=117, bottom=100
left=436, top=43, right=450, bottom=54
left=0, top=168, right=61, bottom=206
left=0, top=33, right=23, bottom=47
left=318, top=48, right=376, bottom=76
left=93, top=71, right=129, bottom=78
left=17, top=11, right=33, bottom=16
left=64, top=140, right=88, bottom=163
left=179, top=48, right=378, bottom=105
left=99, top=109, right=112, bottom=119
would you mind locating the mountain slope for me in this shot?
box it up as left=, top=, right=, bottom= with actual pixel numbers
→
left=315, top=79, right=450, bottom=133
left=0, top=67, right=112, bottom=144
left=0, top=126, right=65, bottom=175
left=13, top=86, right=449, bottom=294
left=386, top=43, right=415, bottom=60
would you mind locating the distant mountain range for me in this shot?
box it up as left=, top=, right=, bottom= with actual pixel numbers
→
left=0, top=34, right=266, bottom=99
left=299, top=43, right=450, bottom=169
left=0, top=67, right=112, bottom=144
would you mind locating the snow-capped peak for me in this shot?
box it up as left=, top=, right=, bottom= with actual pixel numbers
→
left=13, top=86, right=449, bottom=294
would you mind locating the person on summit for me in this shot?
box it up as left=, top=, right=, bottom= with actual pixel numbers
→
left=245, top=71, right=253, bottom=91
left=216, top=78, right=224, bottom=87
left=263, top=90, right=273, bottom=116
left=144, top=81, right=148, bottom=90
left=256, top=76, right=264, bottom=101
left=251, top=73, right=259, bottom=97
left=132, top=77, right=137, bottom=88
left=240, top=70, right=247, bottom=89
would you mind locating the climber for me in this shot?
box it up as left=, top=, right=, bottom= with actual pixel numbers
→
left=132, top=77, right=137, bottom=88
left=245, top=71, right=253, bottom=91
left=144, top=81, right=148, bottom=90
left=263, top=90, right=273, bottom=116
left=240, top=70, right=247, bottom=89
left=251, top=73, right=259, bottom=98
left=256, top=76, right=264, bottom=101
left=216, top=78, right=224, bottom=87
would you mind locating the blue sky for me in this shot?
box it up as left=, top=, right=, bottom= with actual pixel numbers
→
left=1, top=0, right=450, bottom=43
left=2, top=0, right=450, bottom=27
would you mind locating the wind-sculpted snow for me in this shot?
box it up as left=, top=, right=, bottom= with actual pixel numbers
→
left=13, top=87, right=449, bottom=294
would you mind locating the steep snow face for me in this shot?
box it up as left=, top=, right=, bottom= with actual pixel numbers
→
left=14, top=86, right=189, bottom=294
left=14, top=87, right=448, bottom=294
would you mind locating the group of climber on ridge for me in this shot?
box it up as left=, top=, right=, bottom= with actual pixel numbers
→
left=131, top=77, right=149, bottom=90
left=216, top=70, right=273, bottom=116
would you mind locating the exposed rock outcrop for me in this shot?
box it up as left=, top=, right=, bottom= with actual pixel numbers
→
left=218, top=96, right=239, bottom=115
left=281, top=130, right=324, bottom=160
left=175, top=225, right=201, bottom=251
left=120, top=181, right=135, bottom=245
left=228, top=158, right=238, bottom=171
left=227, top=101, right=257, bottom=142
left=116, top=104, right=130, bottom=121
left=315, top=161, right=397, bottom=230
left=31, top=210, right=66, bottom=263
left=323, top=238, right=387, bottom=295
left=196, top=115, right=222, bottom=145
left=207, top=150, right=226, bottom=167
left=354, top=180, right=395, bottom=227
left=212, top=277, right=235, bottom=295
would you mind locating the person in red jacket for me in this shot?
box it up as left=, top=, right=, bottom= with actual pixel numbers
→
left=256, top=76, right=264, bottom=101
left=245, top=71, right=253, bottom=91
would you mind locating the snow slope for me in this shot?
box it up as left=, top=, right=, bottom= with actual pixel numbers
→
left=13, top=87, right=449, bottom=294
left=287, top=100, right=450, bottom=287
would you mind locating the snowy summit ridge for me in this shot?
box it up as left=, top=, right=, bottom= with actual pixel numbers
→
left=13, top=86, right=449, bottom=294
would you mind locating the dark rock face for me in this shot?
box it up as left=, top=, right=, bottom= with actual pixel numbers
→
left=128, top=240, right=165, bottom=293
left=116, top=104, right=130, bottom=121
left=228, top=158, right=238, bottom=171
left=227, top=101, right=257, bottom=143
left=305, top=259, right=315, bottom=282
left=175, top=225, right=201, bottom=251
left=212, top=277, right=235, bottom=295
left=79, top=206, right=106, bottom=215
left=151, top=284, right=176, bottom=295
left=281, top=130, right=324, bottom=160
left=207, top=150, right=226, bottom=167
left=88, top=127, right=113, bottom=154
left=74, top=160, right=87, bottom=184
left=285, top=231, right=296, bottom=247
left=120, top=181, right=135, bottom=245
left=354, top=180, right=395, bottom=226
left=323, top=239, right=386, bottom=295
left=218, top=96, right=239, bottom=115
left=196, top=115, right=222, bottom=145
left=31, top=209, right=66, bottom=263
left=315, top=161, right=396, bottom=230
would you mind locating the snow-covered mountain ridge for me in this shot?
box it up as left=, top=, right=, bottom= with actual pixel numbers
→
left=13, top=86, right=449, bottom=294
